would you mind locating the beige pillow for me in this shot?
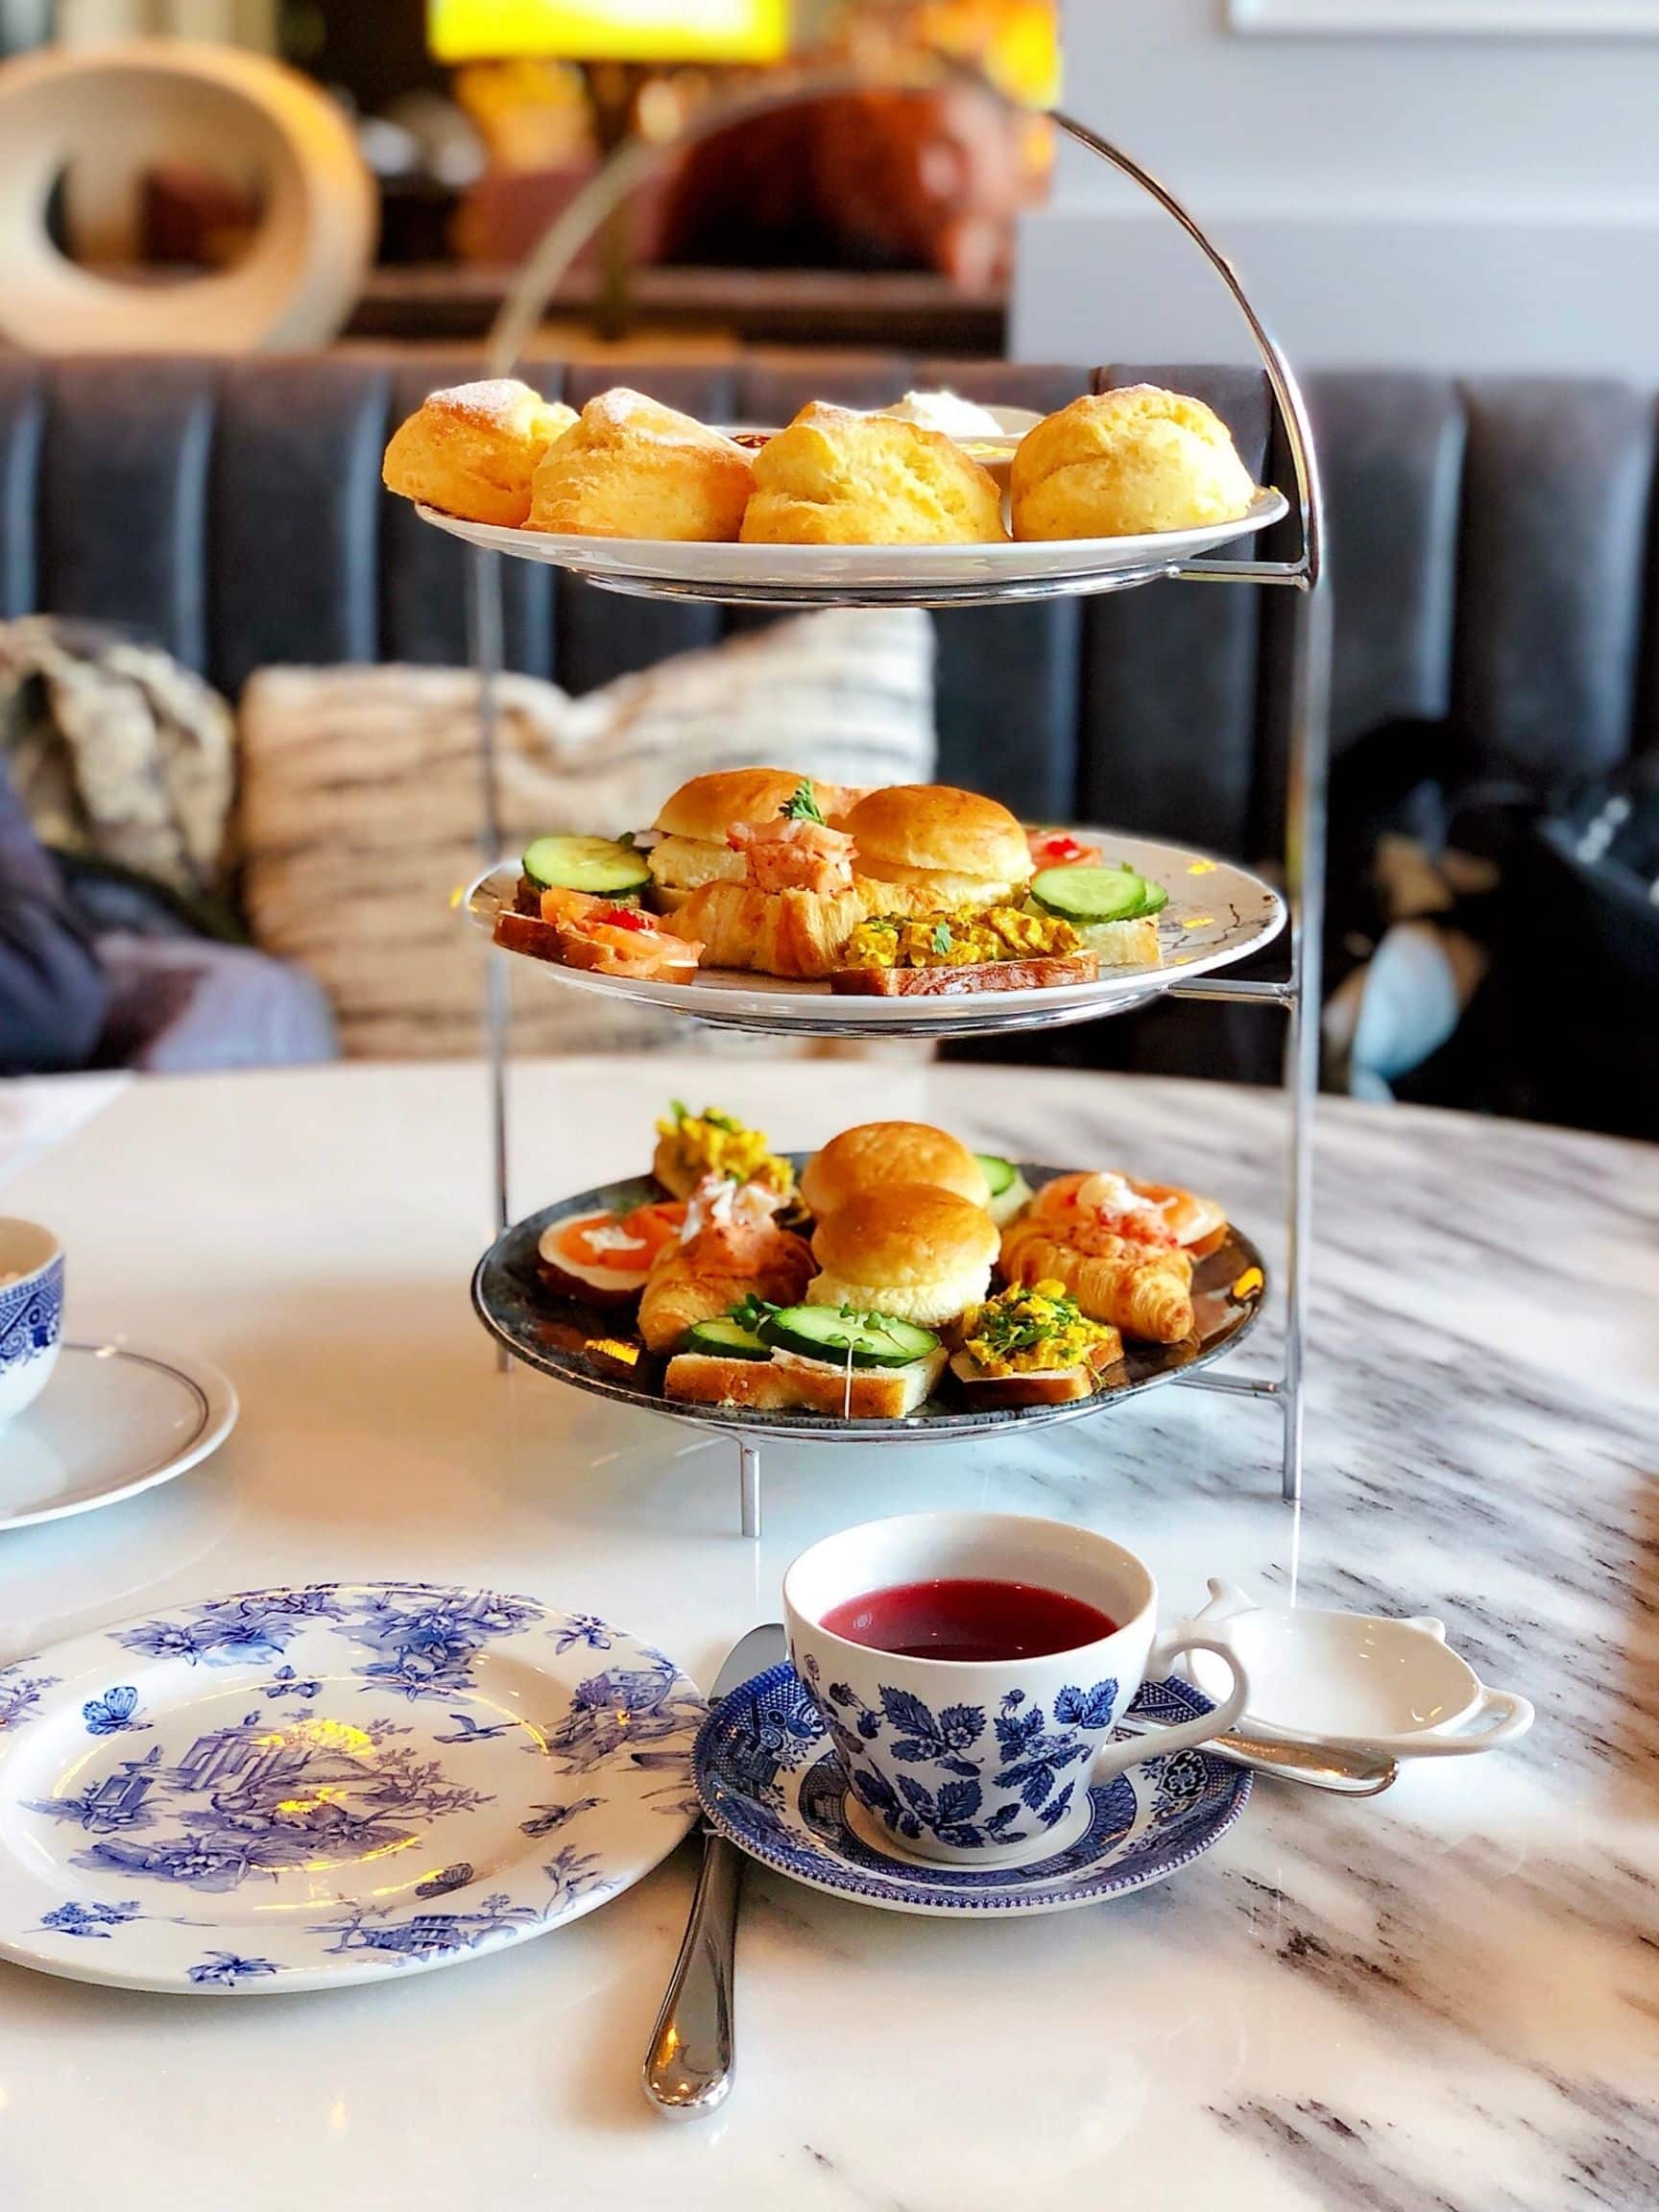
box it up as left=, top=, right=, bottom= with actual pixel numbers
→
left=238, top=609, right=935, bottom=1059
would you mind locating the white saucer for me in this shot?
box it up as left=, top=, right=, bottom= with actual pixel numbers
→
left=695, top=1664, right=1250, bottom=1918
left=0, top=1341, right=238, bottom=1532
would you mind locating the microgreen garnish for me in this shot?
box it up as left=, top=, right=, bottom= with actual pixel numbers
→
left=781, top=782, right=825, bottom=825
left=930, top=921, right=953, bottom=955
left=728, top=1293, right=779, bottom=1331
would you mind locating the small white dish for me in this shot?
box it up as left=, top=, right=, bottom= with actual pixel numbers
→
left=0, top=1340, right=239, bottom=1532
left=0, top=1217, right=63, bottom=1428
left=1183, top=1580, right=1534, bottom=1760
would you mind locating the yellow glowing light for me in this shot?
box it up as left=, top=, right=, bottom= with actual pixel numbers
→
left=588, top=1336, right=640, bottom=1367
left=430, top=0, right=790, bottom=64
left=1186, top=859, right=1218, bottom=877
left=275, top=1785, right=349, bottom=1817
left=1183, top=916, right=1214, bottom=929
left=305, top=1719, right=376, bottom=1755
left=1231, top=1267, right=1264, bottom=1301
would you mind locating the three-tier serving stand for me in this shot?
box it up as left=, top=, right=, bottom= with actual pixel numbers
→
left=439, top=60, right=1329, bottom=1539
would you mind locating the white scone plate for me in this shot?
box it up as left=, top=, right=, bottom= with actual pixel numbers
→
left=416, top=487, right=1287, bottom=610
left=469, top=830, right=1286, bottom=1042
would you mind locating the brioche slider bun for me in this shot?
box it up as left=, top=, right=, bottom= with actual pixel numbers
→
left=801, top=1122, right=990, bottom=1218
left=648, top=767, right=824, bottom=909
left=843, top=784, right=1033, bottom=911
left=807, top=1183, right=998, bottom=1327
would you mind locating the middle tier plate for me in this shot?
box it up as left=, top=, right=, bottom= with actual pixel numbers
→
left=469, top=830, right=1286, bottom=1041
left=473, top=1157, right=1266, bottom=1447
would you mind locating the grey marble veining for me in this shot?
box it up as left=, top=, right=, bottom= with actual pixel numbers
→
left=1, top=1058, right=1656, bottom=2212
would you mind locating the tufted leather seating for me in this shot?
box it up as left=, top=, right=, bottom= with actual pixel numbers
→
left=1, top=350, right=1652, bottom=1077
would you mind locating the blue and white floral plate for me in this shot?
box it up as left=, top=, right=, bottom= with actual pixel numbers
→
left=695, top=1665, right=1250, bottom=1917
left=0, top=1583, right=705, bottom=1994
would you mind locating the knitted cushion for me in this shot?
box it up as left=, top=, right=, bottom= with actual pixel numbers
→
left=238, top=608, right=936, bottom=1058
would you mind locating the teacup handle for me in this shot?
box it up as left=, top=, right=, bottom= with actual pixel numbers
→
left=1091, top=1632, right=1250, bottom=1784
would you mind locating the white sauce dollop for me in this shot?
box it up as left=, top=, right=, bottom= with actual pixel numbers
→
left=879, top=389, right=1005, bottom=439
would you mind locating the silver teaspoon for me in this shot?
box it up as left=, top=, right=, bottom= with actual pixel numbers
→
left=1116, top=1719, right=1397, bottom=1795
left=1208, top=1729, right=1397, bottom=1794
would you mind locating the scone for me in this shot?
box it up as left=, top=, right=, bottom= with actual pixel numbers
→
left=381, top=379, right=577, bottom=528
left=1011, top=386, right=1262, bottom=541
left=741, top=402, right=1007, bottom=546
left=527, top=388, right=754, bottom=541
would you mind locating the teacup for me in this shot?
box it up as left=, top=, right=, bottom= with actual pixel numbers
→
left=0, top=1218, right=64, bottom=1428
left=784, top=1511, right=1250, bottom=1867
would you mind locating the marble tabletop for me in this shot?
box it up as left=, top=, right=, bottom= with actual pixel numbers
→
left=1, top=1056, right=1655, bottom=2212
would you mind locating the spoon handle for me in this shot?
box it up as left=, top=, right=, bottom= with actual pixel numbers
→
left=642, top=1830, right=741, bottom=2118
left=1211, top=1732, right=1398, bottom=1795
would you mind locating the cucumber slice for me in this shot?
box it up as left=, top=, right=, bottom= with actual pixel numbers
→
left=684, top=1317, right=771, bottom=1360
left=522, top=834, right=651, bottom=899
left=1133, top=878, right=1169, bottom=918
left=974, top=1153, right=1017, bottom=1200
left=1029, top=865, right=1148, bottom=926
left=759, top=1305, right=941, bottom=1370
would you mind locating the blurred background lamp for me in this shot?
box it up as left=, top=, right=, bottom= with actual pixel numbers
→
left=429, top=0, right=792, bottom=65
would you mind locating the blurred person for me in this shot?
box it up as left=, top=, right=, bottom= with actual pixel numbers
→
left=0, top=753, right=108, bottom=1076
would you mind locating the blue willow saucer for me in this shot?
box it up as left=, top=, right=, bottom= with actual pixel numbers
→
left=694, top=1666, right=1251, bottom=1917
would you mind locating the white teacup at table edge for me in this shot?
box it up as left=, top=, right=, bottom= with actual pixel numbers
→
left=783, top=1512, right=1250, bottom=1869
left=1183, top=1579, right=1534, bottom=1760
left=0, top=1217, right=63, bottom=1427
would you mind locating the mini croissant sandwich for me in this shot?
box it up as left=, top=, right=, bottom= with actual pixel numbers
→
left=528, top=388, right=754, bottom=541
left=1025, top=1169, right=1229, bottom=1261
left=999, top=1168, right=1208, bottom=1344
left=382, top=379, right=577, bottom=527
left=661, top=779, right=873, bottom=981
left=998, top=1221, right=1194, bottom=1346
left=637, top=1176, right=813, bottom=1355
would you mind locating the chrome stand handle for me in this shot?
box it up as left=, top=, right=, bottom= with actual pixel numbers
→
left=641, top=1831, right=741, bottom=2119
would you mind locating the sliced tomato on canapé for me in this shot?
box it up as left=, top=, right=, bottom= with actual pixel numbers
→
left=1026, top=829, right=1105, bottom=870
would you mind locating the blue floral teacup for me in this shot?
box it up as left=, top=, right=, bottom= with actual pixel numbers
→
left=0, top=1218, right=63, bottom=1429
left=784, top=1511, right=1250, bottom=1867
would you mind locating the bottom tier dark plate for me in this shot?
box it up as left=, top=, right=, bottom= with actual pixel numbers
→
left=472, top=1157, right=1266, bottom=1445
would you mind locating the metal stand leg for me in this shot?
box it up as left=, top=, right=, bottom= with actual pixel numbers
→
left=739, top=1439, right=761, bottom=1541
left=1279, top=578, right=1333, bottom=1503
left=469, top=548, right=513, bottom=1372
